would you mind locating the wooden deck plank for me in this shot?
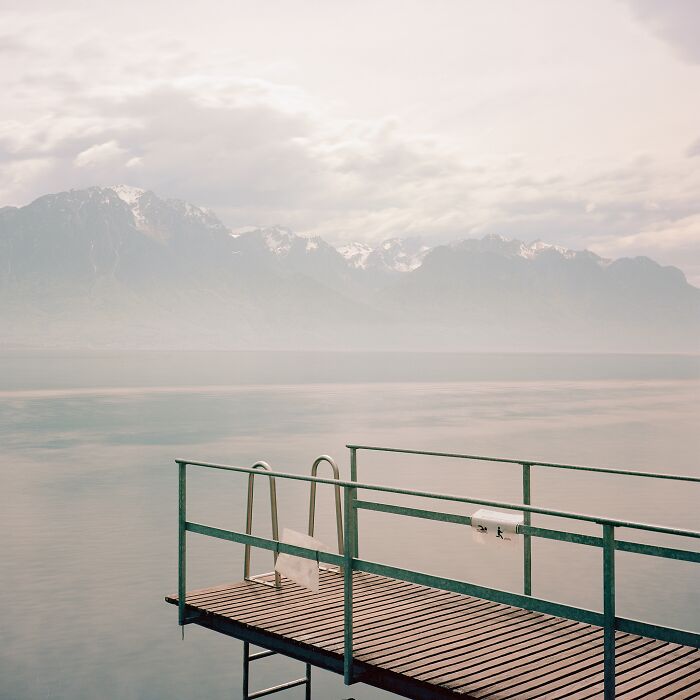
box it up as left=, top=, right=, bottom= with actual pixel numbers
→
left=469, top=635, right=647, bottom=700
left=512, top=640, right=699, bottom=700
left=307, top=585, right=474, bottom=635
left=527, top=637, right=667, bottom=700
left=200, top=576, right=400, bottom=626
left=166, top=570, right=700, bottom=700
left=440, top=626, right=608, bottom=694
left=306, top=593, right=484, bottom=648
left=615, top=647, right=700, bottom=698
left=644, top=668, right=700, bottom=699
left=377, top=618, right=571, bottom=680
left=346, top=601, right=507, bottom=655
left=210, top=577, right=401, bottom=625
left=246, top=582, right=440, bottom=638
left=393, top=617, right=578, bottom=677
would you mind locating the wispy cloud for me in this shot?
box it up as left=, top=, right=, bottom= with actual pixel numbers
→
left=686, top=137, right=700, bottom=158
left=625, top=0, right=700, bottom=64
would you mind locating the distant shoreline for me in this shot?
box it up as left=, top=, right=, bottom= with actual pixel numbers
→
left=1, top=350, right=698, bottom=392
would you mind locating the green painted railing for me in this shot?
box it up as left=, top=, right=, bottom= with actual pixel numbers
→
left=176, top=446, right=700, bottom=700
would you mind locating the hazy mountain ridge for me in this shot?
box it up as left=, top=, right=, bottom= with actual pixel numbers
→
left=1, top=186, right=698, bottom=351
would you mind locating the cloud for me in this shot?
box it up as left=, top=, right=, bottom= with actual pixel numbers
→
left=590, top=213, right=700, bottom=285
left=0, top=77, right=475, bottom=235
left=686, top=137, right=700, bottom=158
left=74, top=140, right=128, bottom=168
left=625, top=0, right=700, bottom=64
left=2, top=75, right=699, bottom=281
left=0, top=34, right=30, bottom=55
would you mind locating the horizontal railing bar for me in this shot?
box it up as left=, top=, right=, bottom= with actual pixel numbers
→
left=248, top=677, right=308, bottom=699
left=177, top=460, right=700, bottom=539
left=346, top=444, right=700, bottom=483
left=523, top=527, right=700, bottom=562
left=353, top=557, right=604, bottom=626
left=188, top=515, right=700, bottom=567
left=616, top=618, right=700, bottom=648
left=356, top=500, right=607, bottom=546
left=184, top=522, right=344, bottom=568
left=355, top=499, right=472, bottom=526
left=356, top=501, right=700, bottom=561
left=525, top=525, right=601, bottom=547
left=357, top=500, right=602, bottom=546
left=184, top=521, right=700, bottom=647
left=615, top=540, right=700, bottom=563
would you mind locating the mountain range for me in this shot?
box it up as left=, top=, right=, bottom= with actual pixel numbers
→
left=1, top=185, right=698, bottom=351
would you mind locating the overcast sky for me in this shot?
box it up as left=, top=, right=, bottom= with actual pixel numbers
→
left=1, top=0, right=699, bottom=281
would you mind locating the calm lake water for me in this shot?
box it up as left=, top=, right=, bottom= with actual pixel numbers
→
left=1, top=352, right=699, bottom=700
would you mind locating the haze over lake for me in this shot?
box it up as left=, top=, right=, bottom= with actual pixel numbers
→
left=2, top=187, right=698, bottom=352
left=1, top=351, right=698, bottom=700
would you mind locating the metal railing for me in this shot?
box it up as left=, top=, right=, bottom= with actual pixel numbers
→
left=348, top=445, right=700, bottom=600
left=243, top=461, right=281, bottom=588
left=176, top=446, right=700, bottom=700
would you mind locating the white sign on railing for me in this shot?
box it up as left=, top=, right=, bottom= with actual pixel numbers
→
left=471, top=509, right=523, bottom=545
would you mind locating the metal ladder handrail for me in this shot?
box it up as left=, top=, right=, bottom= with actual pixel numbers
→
left=308, top=455, right=344, bottom=565
left=244, top=461, right=281, bottom=589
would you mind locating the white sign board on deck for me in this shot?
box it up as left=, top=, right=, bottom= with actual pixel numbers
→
left=274, top=528, right=329, bottom=593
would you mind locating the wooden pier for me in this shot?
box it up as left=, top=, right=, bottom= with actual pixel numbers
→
left=169, top=448, right=700, bottom=699
left=168, top=570, right=700, bottom=699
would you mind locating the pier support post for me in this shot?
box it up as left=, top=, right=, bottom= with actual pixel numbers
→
left=522, top=462, right=532, bottom=596
left=343, top=482, right=356, bottom=685
left=350, top=448, right=358, bottom=558
left=178, top=461, right=186, bottom=626
left=603, top=523, right=616, bottom=699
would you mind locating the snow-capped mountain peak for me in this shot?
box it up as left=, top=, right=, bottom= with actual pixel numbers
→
left=236, top=226, right=329, bottom=258
left=338, top=242, right=373, bottom=269
left=260, top=226, right=298, bottom=256
left=339, top=238, right=430, bottom=272
left=520, top=240, right=576, bottom=260
left=109, top=184, right=146, bottom=206
left=106, top=185, right=222, bottom=233
left=450, top=234, right=591, bottom=263
left=104, top=184, right=148, bottom=231
left=373, top=237, right=431, bottom=272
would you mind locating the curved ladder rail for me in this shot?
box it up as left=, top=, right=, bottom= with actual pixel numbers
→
left=243, top=459, right=318, bottom=698
left=244, top=461, right=281, bottom=589
left=308, top=455, right=344, bottom=572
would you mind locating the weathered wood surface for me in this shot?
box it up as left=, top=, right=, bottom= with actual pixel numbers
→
left=166, top=570, right=700, bottom=699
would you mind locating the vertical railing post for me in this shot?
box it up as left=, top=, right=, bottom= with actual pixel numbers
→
left=343, top=483, right=356, bottom=685
left=522, top=462, right=532, bottom=596
left=350, top=447, right=358, bottom=558
left=178, top=460, right=186, bottom=626
left=603, top=523, right=616, bottom=700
